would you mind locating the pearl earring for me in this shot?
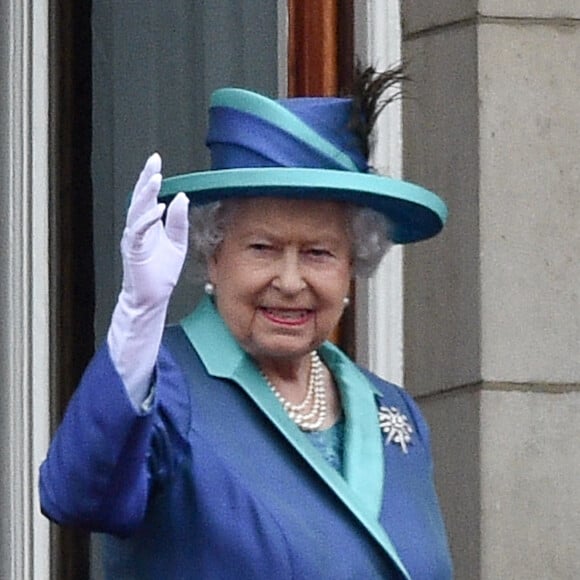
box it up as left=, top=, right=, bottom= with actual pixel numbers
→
left=343, top=296, right=350, bottom=307
left=204, top=282, right=215, bottom=296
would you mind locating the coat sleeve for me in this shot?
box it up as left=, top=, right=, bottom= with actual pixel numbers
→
left=39, top=342, right=169, bottom=536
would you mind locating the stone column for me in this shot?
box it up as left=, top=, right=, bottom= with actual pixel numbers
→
left=401, top=3, right=580, bottom=578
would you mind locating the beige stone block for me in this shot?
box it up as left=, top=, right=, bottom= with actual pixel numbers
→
left=480, top=0, right=580, bottom=19
left=402, top=1, right=477, bottom=35
left=403, top=0, right=580, bottom=29
left=479, top=22, right=580, bottom=382
left=419, top=388, right=482, bottom=580
left=480, top=389, right=580, bottom=579
left=421, top=386, right=580, bottom=579
left=403, top=25, right=481, bottom=396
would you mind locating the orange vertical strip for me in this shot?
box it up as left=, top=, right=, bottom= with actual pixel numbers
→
left=287, top=0, right=339, bottom=97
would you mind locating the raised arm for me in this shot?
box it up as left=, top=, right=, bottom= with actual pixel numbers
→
left=108, top=153, right=189, bottom=406
left=40, top=155, right=189, bottom=534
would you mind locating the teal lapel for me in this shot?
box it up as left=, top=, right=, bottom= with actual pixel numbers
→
left=180, top=297, right=410, bottom=580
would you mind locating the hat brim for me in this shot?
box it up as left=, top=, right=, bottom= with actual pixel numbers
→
left=159, top=167, right=447, bottom=244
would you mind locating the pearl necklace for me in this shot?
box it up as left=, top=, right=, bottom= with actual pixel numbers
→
left=261, top=351, right=328, bottom=432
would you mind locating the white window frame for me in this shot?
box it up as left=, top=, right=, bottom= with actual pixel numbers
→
left=354, top=0, right=404, bottom=386
left=0, top=1, right=52, bottom=578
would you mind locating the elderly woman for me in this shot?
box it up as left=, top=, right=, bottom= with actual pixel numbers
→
left=40, top=75, right=452, bottom=579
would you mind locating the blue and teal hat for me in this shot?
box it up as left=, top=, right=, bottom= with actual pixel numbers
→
left=159, top=88, right=447, bottom=244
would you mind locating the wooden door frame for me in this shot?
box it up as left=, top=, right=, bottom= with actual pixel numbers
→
left=287, top=0, right=354, bottom=97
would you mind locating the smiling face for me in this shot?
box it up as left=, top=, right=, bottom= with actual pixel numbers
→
left=208, top=197, right=353, bottom=369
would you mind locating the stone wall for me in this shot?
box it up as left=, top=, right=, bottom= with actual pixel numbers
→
left=401, top=3, right=580, bottom=578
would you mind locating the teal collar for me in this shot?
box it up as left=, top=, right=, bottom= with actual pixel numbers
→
left=180, top=296, right=409, bottom=579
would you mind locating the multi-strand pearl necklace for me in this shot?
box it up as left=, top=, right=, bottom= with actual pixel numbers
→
left=261, top=351, right=327, bottom=432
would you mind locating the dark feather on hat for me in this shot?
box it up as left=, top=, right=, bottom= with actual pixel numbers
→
left=347, top=61, right=406, bottom=160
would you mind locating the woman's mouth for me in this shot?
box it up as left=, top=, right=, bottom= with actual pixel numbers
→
left=260, top=307, right=313, bottom=326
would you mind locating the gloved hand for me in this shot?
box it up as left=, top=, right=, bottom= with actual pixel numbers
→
left=107, top=153, right=189, bottom=408
left=120, top=153, right=189, bottom=310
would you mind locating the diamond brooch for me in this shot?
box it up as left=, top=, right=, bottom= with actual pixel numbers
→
left=378, top=406, right=414, bottom=454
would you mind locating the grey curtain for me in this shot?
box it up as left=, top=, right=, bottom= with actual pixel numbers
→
left=92, top=0, right=279, bottom=341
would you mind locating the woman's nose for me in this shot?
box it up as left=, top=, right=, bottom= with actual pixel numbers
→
left=272, top=252, right=306, bottom=295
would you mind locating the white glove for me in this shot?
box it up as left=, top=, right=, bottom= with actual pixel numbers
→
left=107, top=153, right=189, bottom=408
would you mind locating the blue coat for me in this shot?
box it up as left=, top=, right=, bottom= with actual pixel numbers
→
left=40, top=297, right=452, bottom=579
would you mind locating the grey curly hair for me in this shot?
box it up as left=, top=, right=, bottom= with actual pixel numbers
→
left=187, top=199, right=392, bottom=279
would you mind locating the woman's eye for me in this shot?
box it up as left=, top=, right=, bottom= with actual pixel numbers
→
left=308, top=248, right=332, bottom=258
left=249, top=243, right=273, bottom=252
